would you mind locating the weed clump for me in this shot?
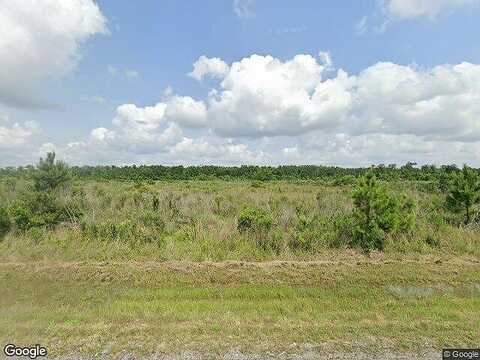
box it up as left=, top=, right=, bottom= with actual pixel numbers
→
left=289, top=214, right=321, bottom=251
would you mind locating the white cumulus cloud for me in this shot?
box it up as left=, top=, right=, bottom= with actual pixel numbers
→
left=207, top=53, right=352, bottom=137
left=0, top=0, right=107, bottom=109
left=352, top=61, right=480, bottom=141
left=10, top=51, right=480, bottom=167
left=0, top=115, right=45, bottom=166
left=189, top=56, right=230, bottom=81
left=0, top=118, right=39, bottom=149
left=164, top=95, right=208, bottom=128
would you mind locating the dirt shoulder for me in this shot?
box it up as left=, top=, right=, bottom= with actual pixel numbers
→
left=52, top=349, right=441, bottom=360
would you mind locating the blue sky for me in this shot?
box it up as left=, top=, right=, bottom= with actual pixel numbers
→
left=2, top=0, right=480, bottom=166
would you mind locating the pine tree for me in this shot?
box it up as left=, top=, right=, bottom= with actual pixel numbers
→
left=31, top=152, right=71, bottom=192
left=9, top=153, right=74, bottom=231
left=351, top=170, right=415, bottom=252
left=446, top=165, right=480, bottom=225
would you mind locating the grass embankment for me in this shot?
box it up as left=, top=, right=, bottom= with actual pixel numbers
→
left=1, top=257, right=479, bottom=358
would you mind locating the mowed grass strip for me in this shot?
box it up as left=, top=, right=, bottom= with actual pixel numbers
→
left=0, top=260, right=479, bottom=357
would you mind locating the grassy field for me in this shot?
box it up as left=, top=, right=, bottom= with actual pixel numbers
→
left=1, top=179, right=479, bottom=358
left=1, top=258, right=479, bottom=358
left=1, top=179, right=479, bottom=262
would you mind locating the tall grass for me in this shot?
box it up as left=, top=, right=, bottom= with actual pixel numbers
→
left=0, top=179, right=479, bottom=261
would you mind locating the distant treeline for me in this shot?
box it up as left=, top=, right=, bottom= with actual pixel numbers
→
left=0, top=162, right=466, bottom=182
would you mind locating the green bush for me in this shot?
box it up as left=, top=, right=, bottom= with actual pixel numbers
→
left=289, top=214, right=320, bottom=251
left=332, top=214, right=356, bottom=248
left=445, top=165, right=480, bottom=225
left=0, top=205, right=11, bottom=238
left=253, top=168, right=274, bottom=182
left=237, top=206, right=279, bottom=250
left=332, top=175, right=357, bottom=186
left=9, top=192, right=68, bottom=231
left=237, top=206, right=273, bottom=233
left=425, top=235, right=440, bottom=248
left=140, top=210, right=165, bottom=231
left=350, top=171, right=416, bottom=253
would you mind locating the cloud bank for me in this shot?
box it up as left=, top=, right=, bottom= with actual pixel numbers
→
left=47, top=52, right=480, bottom=167
left=3, top=49, right=480, bottom=167
left=3, top=1, right=479, bottom=167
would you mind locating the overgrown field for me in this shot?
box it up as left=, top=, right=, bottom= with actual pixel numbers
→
left=0, top=177, right=480, bottom=261
left=1, top=156, right=480, bottom=357
left=1, top=154, right=480, bottom=261
left=0, top=173, right=480, bottom=261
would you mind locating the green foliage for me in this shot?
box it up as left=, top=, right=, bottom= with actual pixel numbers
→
left=0, top=161, right=469, bottom=183
left=81, top=220, right=134, bottom=240
left=253, top=167, right=274, bottom=182
left=80, top=215, right=164, bottom=246
left=9, top=192, right=69, bottom=231
left=8, top=153, right=75, bottom=232
left=331, top=214, right=356, bottom=248
left=31, top=152, right=71, bottom=191
left=2, top=164, right=480, bottom=260
left=140, top=210, right=165, bottom=231
left=445, top=165, right=480, bottom=225
left=0, top=205, right=11, bottom=238
left=289, top=214, right=322, bottom=251
left=237, top=206, right=273, bottom=233
left=332, top=175, right=356, bottom=186
left=237, top=206, right=279, bottom=251
left=350, top=171, right=416, bottom=252
left=165, top=192, right=181, bottom=219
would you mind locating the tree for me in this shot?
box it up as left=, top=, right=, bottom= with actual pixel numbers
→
left=446, top=165, right=480, bottom=225
left=351, top=171, right=416, bottom=252
left=31, top=152, right=71, bottom=192
left=9, top=153, right=75, bottom=231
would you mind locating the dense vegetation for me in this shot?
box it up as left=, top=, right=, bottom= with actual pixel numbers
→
left=0, top=161, right=462, bottom=182
left=0, top=153, right=479, bottom=260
